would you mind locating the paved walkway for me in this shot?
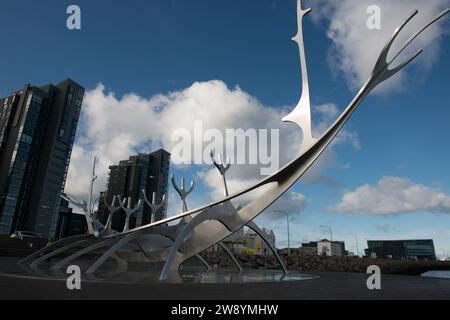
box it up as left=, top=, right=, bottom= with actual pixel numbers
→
left=0, top=271, right=449, bottom=300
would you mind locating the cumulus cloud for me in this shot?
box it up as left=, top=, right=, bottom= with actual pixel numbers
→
left=329, top=176, right=450, bottom=215
left=65, top=80, right=358, bottom=216
left=66, top=81, right=295, bottom=201
left=310, top=0, right=450, bottom=93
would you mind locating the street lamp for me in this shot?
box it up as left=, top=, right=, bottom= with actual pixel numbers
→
left=350, top=233, right=359, bottom=257
left=320, top=225, right=333, bottom=242
left=274, top=210, right=290, bottom=256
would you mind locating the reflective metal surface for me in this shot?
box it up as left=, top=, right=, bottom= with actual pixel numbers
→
left=19, top=1, right=450, bottom=283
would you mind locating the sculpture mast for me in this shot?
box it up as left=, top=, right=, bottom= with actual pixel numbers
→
left=86, top=156, right=98, bottom=235
left=282, top=0, right=315, bottom=151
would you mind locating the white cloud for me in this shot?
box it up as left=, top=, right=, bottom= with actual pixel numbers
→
left=314, top=103, right=339, bottom=121
left=311, top=0, right=450, bottom=93
left=329, top=176, right=450, bottom=215
left=66, top=81, right=297, bottom=202
left=65, top=81, right=359, bottom=216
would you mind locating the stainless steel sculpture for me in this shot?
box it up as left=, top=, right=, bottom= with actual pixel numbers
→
left=172, top=175, right=195, bottom=213
left=210, top=150, right=231, bottom=197
left=60, top=156, right=102, bottom=236
left=142, top=191, right=166, bottom=224
left=209, top=150, right=287, bottom=274
left=283, top=1, right=315, bottom=151
left=103, top=195, right=121, bottom=235
left=117, top=196, right=143, bottom=232
left=87, top=156, right=98, bottom=234
left=20, top=0, right=449, bottom=282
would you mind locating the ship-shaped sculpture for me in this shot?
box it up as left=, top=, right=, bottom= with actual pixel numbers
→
left=19, top=1, right=450, bottom=282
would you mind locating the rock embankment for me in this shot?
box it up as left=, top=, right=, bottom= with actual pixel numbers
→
left=200, top=251, right=450, bottom=275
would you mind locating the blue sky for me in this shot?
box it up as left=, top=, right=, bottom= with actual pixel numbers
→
left=1, top=0, right=450, bottom=256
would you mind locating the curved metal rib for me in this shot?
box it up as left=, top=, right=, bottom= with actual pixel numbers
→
left=50, top=238, right=118, bottom=271
left=29, top=238, right=96, bottom=269
left=218, top=242, right=243, bottom=273
left=247, top=221, right=287, bottom=274
left=85, top=234, right=135, bottom=274
left=18, top=234, right=94, bottom=267
left=195, top=254, right=211, bottom=270
left=84, top=224, right=189, bottom=274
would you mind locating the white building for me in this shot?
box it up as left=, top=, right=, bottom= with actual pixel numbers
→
left=317, top=239, right=346, bottom=257
left=217, top=226, right=276, bottom=256
left=243, top=228, right=276, bottom=255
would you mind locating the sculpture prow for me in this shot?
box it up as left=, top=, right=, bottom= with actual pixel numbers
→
left=20, top=7, right=449, bottom=282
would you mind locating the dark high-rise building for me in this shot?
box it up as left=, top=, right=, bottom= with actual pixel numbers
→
left=0, top=79, right=84, bottom=238
left=365, top=239, right=436, bottom=261
left=98, top=150, right=170, bottom=231
left=56, top=194, right=87, bottom=239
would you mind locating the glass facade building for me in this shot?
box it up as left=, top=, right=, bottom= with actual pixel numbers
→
left=0, top=79, right=84, bottom=238
left=365, top=239, right=436, bottom=261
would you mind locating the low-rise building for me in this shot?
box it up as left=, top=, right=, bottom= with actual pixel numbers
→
left=243, top=228, right=276, bottom=255
left=365, top=239, right=436, bottom=261
left=219, top=226, right=276, bottom=256
left=317, top=239, right=346, bottom=257
left=300, top=240, right=347, bottom=257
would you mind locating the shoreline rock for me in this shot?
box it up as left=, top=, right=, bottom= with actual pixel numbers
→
left=200, top=251, right=450, bottom=275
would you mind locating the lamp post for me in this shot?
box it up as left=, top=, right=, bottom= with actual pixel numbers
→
left=275, top=210, right=290, bottom=256
left=320, top=225, right=333, bottom=242
left=350, top=233, right=359, bottom=257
